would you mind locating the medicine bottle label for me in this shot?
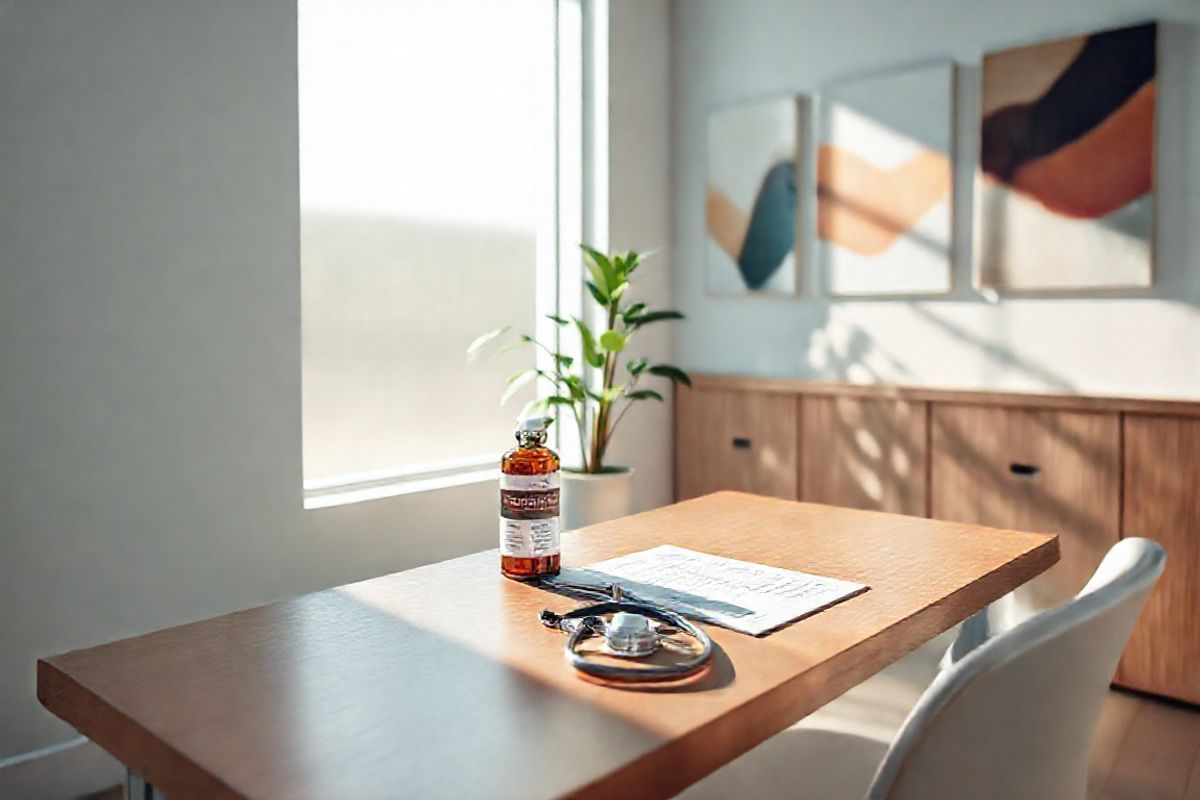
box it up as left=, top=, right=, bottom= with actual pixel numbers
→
left=499, top=472, right=560, bottom=557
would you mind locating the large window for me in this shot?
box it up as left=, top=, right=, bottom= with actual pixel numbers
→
left=299, top=0, right=563, bottom=497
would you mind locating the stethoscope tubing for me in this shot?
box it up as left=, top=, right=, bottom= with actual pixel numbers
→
left=549, top=601, right=714, bottom=683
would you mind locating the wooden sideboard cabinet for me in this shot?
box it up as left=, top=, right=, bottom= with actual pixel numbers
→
left=801, top=395, right=928, bottom=517
left=1118, top=415, right=1200, bottom=704
left=674, top=386, right=799, bottom=501
left=931, top=404, right=1121, bottom=616
left=674, top=374, right=1200, bottom=705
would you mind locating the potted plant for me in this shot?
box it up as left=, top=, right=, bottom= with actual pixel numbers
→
left=468, top=245, right=690, bottom=529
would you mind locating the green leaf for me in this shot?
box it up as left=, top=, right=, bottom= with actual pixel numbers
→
left=466, top=326, right=510, bottom=358
left=496, top=333, right=548, bottom=357
left=580, top=243, right=619, bottom=294
left=599, top=329, right=627, bottom=353
left=581, top=246, right=608, bottom=290
left=647, top=364, right=692, bottom=387
left=573, top=317, right=605, bottom=369
left=626, top=309, right=685, bottom=328
left=500, top=369, right=539, bottom=405
left=621, top=251, right=639, bottom=275
left=630, top=247, right=663, bottom=273
left=611, top=252, right=626, bottom=279
left=546, top=314, right=570, bottom=326
left=491, top=339, right=534, bottom=360
left=580, top=244, right=616, bottom=294
left=561, top=374, right=586, bottom=401
left=621, top=302, right=646, bottom=323
left=520, top=395, right=574, bottom=418
left=585, top=280, right=609, bottom=307
left=600, top=386, right=625, bottom=404
left=608, top=281, right=629, bottom=303
left=625, top=389, right=664, bottom=402
left=626, top=357, right=649, bottom=375
left=554, top=353, right=575, bottom=369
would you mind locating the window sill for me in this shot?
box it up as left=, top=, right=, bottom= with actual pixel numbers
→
left=303, top=456, right=497, bottom=510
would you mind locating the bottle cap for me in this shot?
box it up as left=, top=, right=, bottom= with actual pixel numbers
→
left=517, top=416, right=554, bottom=433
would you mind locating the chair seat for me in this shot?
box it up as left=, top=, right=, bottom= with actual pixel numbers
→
left=678, top=630, right=954, bottom=800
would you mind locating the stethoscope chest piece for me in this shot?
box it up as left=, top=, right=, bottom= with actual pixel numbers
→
left=602, top=611, right=661, bottom=657
left=539, top=601, right=713, bottom=685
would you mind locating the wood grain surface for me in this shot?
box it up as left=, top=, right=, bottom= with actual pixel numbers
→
left=688, top=373, right=1200, bottom=417
left=675, top=388, right=799, bottom=501
left=39, top=493, right=1058, bottom=800
left=930, top=404, right=1120, bottom=616
left=1117, top=415, right=1200, bottom=704
left=800, top=396, right=928, bottom=516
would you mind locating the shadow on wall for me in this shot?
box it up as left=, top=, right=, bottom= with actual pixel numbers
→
left=905, top=306, right=1074, bottom=393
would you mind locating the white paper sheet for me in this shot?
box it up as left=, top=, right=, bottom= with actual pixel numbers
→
left=563, top=545, right=869, bottom=636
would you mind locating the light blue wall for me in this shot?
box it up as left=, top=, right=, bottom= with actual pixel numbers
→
left=671, top=0, right=1200, bottom=398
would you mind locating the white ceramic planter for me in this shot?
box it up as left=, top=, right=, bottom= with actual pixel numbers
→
left=560, top=467, right=634, bottom=531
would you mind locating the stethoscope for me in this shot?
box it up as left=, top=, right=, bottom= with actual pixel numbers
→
left=536, top=577, right=714, bottom=684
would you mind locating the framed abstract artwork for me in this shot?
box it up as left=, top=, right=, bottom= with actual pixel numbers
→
left=817, top=62, right=955, bottom=296
left=975, top=22, right=1157, bottom=291
left=706, top=96, right=802, bottom=295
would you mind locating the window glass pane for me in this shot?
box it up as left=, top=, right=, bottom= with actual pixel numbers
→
left=300, top=0, right=554, bottom=481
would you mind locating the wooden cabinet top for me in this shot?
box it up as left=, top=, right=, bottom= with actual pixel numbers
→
left=688, top=374, right=1200, bottom=417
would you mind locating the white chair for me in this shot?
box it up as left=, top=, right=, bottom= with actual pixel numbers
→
left=681, top=537, right=1165, bottom=800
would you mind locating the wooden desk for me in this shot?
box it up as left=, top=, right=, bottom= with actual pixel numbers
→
left=39, top=492, right=1058, bottom=800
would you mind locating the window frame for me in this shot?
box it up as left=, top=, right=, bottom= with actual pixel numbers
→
left=301, top=0, right=604, bottom=509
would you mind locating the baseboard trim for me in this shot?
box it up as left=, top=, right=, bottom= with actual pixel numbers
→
left=0, top=736, right=123, bottom=800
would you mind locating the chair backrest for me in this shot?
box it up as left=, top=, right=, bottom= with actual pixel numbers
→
left=867, top=537, right=1165, bottom=800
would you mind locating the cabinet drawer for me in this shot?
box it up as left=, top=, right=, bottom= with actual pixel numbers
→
left=675, top=388, right=798, bottom=501
left=930, top=404, right=1120, bottom=618
left=1117, top=415, right=1200, bottom=704
left=800, top=396, right=928, bottom=516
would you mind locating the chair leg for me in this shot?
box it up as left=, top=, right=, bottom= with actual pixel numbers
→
left=941, top=608, right=992, bottom=669
left=126, top=769, right=167, bottom=800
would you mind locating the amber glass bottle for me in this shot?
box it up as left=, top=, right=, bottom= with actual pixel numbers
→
left=499, top=417, right=561, bottom=580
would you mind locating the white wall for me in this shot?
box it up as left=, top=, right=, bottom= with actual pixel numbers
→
left=0, top=0, right=673, bottom=773
left=671, top=0, right=1200, bottom=398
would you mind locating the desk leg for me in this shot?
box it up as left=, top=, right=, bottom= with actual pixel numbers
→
left=126, top=769, right=168, bottom=800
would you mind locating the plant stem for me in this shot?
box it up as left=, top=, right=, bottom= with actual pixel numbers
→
left=536, top=347, right=589, bottom=473
left=573, top=399, right=590, bottom=473
left=588, top=299, right=622, bottom=472
left=606, top=400, right=633, bottom=446
left=603, top=369, right=641, bottom=452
